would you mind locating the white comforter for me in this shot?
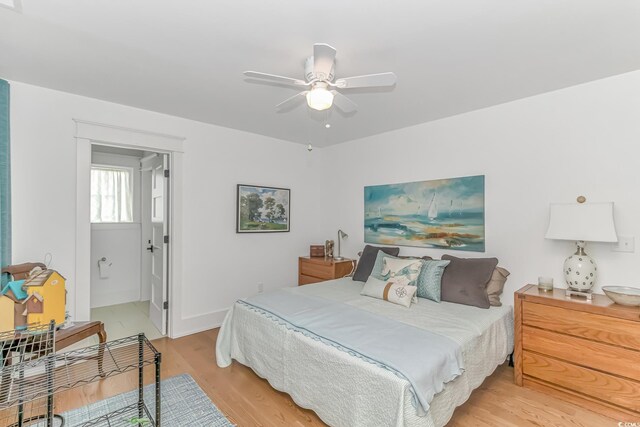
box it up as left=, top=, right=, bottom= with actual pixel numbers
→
left=216, top=278, right=514, bottom=427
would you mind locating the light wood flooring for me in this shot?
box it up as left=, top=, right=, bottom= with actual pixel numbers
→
left=55, top=328, right=621, bottom=426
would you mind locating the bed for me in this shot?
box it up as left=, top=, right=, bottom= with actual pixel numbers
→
left=216, top=278, right=514, bottom=427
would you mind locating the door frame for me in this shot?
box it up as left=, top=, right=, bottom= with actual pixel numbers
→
left=74, top=119, right=184, bottom=338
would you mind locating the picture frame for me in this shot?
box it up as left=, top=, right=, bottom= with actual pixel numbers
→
left=364, top=175, right=485, bottom=252
left=236, top=184, right=290, bottom=233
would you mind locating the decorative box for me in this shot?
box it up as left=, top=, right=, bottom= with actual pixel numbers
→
left=310, top=245, right=325, bottom=258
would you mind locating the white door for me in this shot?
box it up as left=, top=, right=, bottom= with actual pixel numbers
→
left=148, top=154, right=169, bottom=335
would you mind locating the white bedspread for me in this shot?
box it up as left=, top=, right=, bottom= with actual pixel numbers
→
left=216, top=278, right=514, bottom=427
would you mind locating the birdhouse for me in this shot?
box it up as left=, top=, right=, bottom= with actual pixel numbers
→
left=0, top=279, right=29, bottom=331
left=23, top=270, right=66, bottom=326
left=26, top=292, right=44, bottom=314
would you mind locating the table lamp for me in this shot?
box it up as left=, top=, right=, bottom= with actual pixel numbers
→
left=334, top=229, right=348, bottom=261
left=545, top=198, right=617, bottom=298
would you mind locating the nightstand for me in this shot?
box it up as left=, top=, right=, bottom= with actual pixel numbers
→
left=514, top=284, right=640, bottom=420
left=298, top=256, right=355, bottom=286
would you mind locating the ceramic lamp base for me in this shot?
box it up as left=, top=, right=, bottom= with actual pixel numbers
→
left=563, top=242, right=597, bottom=292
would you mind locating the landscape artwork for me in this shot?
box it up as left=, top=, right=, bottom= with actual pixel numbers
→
left=364, top=175, right=485, bottom=252
left=237, top=184, right=290, bottom=233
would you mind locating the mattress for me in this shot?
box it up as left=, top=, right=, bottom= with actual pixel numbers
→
left=216, top=278, right=514, bottom=427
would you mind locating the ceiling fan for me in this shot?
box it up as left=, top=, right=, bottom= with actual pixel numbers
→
left=244, top=43, right=397, bottom=113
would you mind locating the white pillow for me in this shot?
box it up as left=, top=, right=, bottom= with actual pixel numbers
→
left=361, top=276, right=418, bottom=308
left=380, top=257, right=422, bottom=284
left=379, top=256, right=423, bottom=303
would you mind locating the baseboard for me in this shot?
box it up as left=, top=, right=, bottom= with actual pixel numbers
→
left=170, top=307, right=230, bottom=339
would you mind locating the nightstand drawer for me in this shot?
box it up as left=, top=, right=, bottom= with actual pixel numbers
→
left=298, top=274, right=323, bottom=285
left=522, top=301, right=640, bottom=350
left=299, top=262, right=334, bottom=280
left=523, top=351, right=640, bottom=413
left=522, top=326, right=640, bottom=382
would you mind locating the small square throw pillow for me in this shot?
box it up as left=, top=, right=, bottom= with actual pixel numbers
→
left=352, top=245, right=400, bottom=282
left=361, top=276, right=418, bottom=308
left=370, top=252, right=423, bottom=302
left=371, top=252, right=449, bottom=302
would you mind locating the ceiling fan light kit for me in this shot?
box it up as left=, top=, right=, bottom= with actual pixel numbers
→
left=306, top=83, right=334, bottom=111
left=244, top=43, right=397, bottom=114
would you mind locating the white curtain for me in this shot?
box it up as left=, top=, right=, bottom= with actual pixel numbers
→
left=91, top=167, right=133, bottom=223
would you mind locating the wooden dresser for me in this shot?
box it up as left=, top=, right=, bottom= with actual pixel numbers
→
left=514, top=284, right=640, bottom=420
left=298, top=256, right=355, bottom=286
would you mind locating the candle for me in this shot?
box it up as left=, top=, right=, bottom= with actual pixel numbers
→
left=538, top=276, right=554, bottom=291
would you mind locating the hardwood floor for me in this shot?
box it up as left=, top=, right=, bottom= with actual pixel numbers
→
left=55, top=328, right=621, bottom=426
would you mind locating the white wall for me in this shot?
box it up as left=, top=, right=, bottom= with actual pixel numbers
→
left=321, top=70, right=640, bottom=302
left=90, top=224, right=141, bottom=307
left=90, top=151, right=142, bottom=308
left=9, top=69, right=640, bottom=337
left=9, top=81, right=327, bottom=337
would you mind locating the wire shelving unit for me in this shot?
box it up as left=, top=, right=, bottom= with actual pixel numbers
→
left=0, top=327, right=161, bottom=427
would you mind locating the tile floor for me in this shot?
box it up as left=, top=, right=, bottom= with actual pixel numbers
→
left=66, top=301, right=164, bottom=350
left=91, top=300, right=164, bottom=342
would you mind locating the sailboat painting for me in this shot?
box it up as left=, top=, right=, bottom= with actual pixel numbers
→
left=364, top=175, right=485, bottom=252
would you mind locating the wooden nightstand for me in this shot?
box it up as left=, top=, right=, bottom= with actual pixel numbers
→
left=514, top=284, right=640, bottom=420
left=298, top=256, right=355, bottom=286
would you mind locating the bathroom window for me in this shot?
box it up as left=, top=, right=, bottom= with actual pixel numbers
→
left=90, top=166, right=133, bottom=223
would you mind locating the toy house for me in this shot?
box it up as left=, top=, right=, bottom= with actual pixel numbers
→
left=23, top=270, right=66, bottom=326
left=0, top=269, right=66, bottom=332
left=0, top=280, right=28, bottom=331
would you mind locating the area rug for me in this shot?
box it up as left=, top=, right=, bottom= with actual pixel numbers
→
left=61, top=374, right=234, bottom=426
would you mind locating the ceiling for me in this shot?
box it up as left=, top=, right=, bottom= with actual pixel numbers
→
left=1, top=1, right=639, bottom=147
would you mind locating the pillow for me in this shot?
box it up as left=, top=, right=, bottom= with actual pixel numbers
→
left=415, top=259, right=450, bottom=302
left=486, top=266, right=510, bottom=307
left=361, top=276, right=418, bottom=308
left=352, top=245, right=400, bottom=282
left=370, top=252, right=422, bottom=302
left=371, top=252, right=449, bottom=302
left=380, top=256, right=424, bottom=286
left=440, top=255, right=498, bottom=309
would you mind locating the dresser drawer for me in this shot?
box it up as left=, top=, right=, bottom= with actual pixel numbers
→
left=299, top=262, right=334, bottom=280
left=522, top=301, right=640, bottom=350
left=522, top=325, right=640, bottom=382
left=523, top=351, right=640, bottom=413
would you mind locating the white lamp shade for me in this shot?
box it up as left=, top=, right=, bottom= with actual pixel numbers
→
left=545, top=202, right=618, bottom=242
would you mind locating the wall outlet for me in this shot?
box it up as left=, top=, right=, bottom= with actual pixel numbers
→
left=257, top=282, right=264, bottom=293
left=613, top=236, right=635, bottom=253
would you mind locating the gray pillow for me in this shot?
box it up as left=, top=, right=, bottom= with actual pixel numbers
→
left=440, top=255, right=498, bottom=309
left=371, top=252, right=449, bottom=302
left=352, top=245, right=400, bottom=282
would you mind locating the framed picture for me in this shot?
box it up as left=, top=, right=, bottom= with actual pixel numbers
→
left=237, top=184, right=290, bottom=233
left=364, top=175, right=485, bottom=252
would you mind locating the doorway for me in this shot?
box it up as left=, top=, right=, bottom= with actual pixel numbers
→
left=88, top=144, right=170, bottom=341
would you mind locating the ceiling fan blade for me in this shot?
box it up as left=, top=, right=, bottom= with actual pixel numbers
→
left=275, top=91, right=308, bottom=110
left=334, top=72, right=397, bottom=89
left=313, top=43, right=336, bottom=80
left=244, top=71, right=308, bottom=87
left=331, top=91, right=357, bottom=113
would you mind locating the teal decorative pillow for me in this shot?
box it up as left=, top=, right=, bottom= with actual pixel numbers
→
left=371, top=252, right=449, bottom=302
left=415, top=259, right=450, bottom=302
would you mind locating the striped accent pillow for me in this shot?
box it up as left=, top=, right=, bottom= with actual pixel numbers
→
left=361, top=276, right=418, bottom=308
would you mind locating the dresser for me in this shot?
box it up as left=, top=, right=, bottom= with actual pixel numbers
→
left=298, top=256, right=355, bottom=285
left=514, top=284, right=640, bottom=420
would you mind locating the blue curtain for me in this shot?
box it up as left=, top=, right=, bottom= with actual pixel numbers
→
left=0, top=79, right=10, bottom=285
